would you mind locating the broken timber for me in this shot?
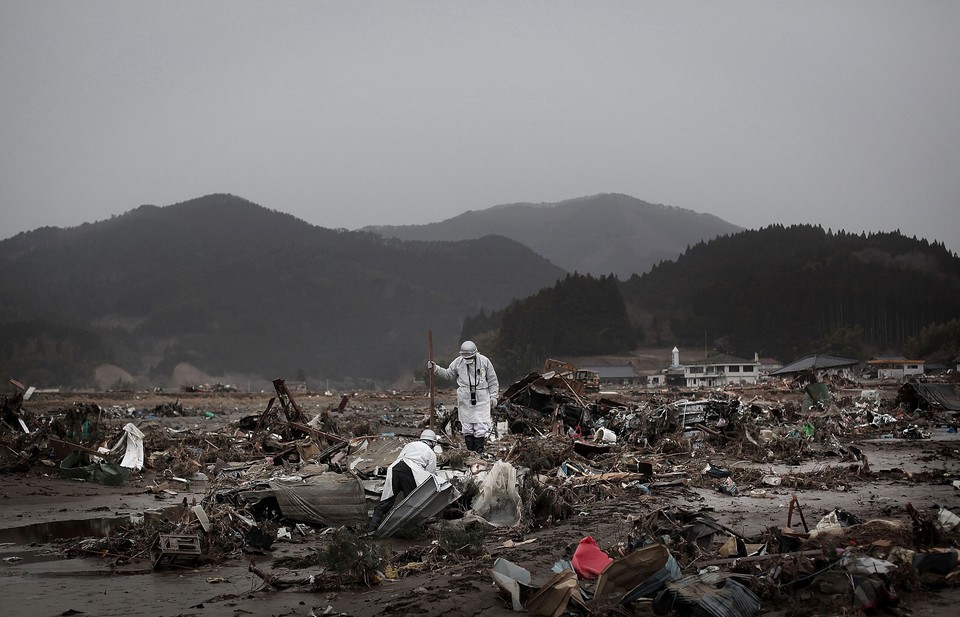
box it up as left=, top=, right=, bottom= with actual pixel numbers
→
left=273, top=378, right=307, bottom=424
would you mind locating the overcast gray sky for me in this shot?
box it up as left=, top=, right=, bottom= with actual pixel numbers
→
left=2, top=1, right=958, bottom=253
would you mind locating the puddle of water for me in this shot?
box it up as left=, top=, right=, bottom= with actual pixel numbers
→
left=0, top=505, right=181, bottom=547
left=0, top=546, right=63, bottom=566
left=0, top=510, right=174, bottom=566
left=0, top=514, right=148, bottom=546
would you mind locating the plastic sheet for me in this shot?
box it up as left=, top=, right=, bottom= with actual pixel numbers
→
left=119, top=423, right=144, bottom=471
left=470, top=460, right=522, bottom=527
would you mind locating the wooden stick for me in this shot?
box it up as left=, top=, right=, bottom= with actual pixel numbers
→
left=287, top=422, right=345, bottom=444
left=693, top=423, right=725, bottom=439
left=47, top=436, right=105, bottom=457
left=787, top=494, right=810, bottom=532
left=565, top=472, right=648, bottom=485
left=428, top=329, right=435, bottom=430
left=693, top=549, right=822, bottom=567
left=248, top=559, right=318, bottom=589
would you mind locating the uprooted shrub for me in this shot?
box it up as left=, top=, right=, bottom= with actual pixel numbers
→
left=347, top=417, right=374, bottom=438
left=439, top=448, right=470, bottom=469
left=514, top=437, right=569, bottom=473
left=321, top=527, right=386, bottom=586
left=519, top=475, right=575, bottom=530
left=272, top=547, right=324, bottom=570
left=434, top=520, right=486, bottom=559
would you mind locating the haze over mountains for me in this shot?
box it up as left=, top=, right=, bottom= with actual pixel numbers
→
left=0, top=194, right=564, bottom=389
left=367, top=193, right=742, bottom=279
left=1, top=193, right=955, bottom=390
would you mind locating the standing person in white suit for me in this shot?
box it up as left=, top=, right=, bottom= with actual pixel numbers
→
left=428, top=340, right=499, bottom=455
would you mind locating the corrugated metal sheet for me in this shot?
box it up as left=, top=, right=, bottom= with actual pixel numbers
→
left=374, top=475, right=460, bottom=538
left=347, top=436, right=407, bottom=475
left=655, top=573, right=761, bottom=617
left=900, top=383, right=960, bottom=411
left=770, top=354, right=859, bottom=376
left=270, top=472, right=367, bottom=526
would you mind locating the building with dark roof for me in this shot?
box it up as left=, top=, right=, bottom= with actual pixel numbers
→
left=769, top=354, right=860, bottom=377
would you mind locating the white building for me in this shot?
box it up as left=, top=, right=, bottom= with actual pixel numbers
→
left=867, top=355, right=925, bottom=380
left=681, top=353, right=761, bottom=387
left=648, top=349, right=761, bottom=387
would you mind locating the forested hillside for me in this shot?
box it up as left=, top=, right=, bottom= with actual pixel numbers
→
left=0, top=194, right=565, bottom=388
left=461, top=225, right=959, bottom=381
left=461, top=274, right=638, bottom=381
left=621, top=225, right=960, bottom=362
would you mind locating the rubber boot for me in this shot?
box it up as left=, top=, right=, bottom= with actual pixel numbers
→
left=474, top=437, right=485, bottom=456
left=464, top=435, right=475, bottom=452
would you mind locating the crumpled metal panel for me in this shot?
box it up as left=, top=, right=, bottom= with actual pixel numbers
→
left=270, top=472, right=367, bottom=526
left=655, top=574, right=760, bottom=617
left=900, top=382, right=960, bottom=411
left=373, top=475, right=461, bottom=538
left=347, top=436, right=407, bottom=475
left=594, top=543, right=680, bottom=600
left=490, top=558, right=534, bottom=611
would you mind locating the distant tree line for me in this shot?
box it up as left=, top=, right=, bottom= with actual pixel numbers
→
left=464, top=273, right=639, bottom=381
left=622, top=225, right=960, bottom=362
left=468, top=226, right=960, bottom=378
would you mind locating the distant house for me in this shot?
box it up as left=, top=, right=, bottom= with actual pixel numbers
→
left=867, top=355, right=925, bottom=380
left=286, top=381, right=309, bottom=393
left=579, top=364, right=639, bottom=386
left=769, top=355, right=860, bottom=379
left=648, top=348, right=760, bottom=388
left=647, top=372, right=679, bottom=387
left=757, top=356, right=784, bottom=374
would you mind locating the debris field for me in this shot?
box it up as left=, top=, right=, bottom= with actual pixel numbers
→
left=1, top=372, right=960, bottom=617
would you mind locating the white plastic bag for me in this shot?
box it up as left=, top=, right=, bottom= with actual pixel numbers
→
left=469, top=460, right=522, bottom=527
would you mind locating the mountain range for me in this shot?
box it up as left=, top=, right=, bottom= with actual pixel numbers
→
left=6, top=193, right=950, bottom=390
left=366, top=193, right=742, bottom=279
left=0, top=194, right=564, bottom=389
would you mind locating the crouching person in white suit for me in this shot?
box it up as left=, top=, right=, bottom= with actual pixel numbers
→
left=370, top=429, right=438, bottom=529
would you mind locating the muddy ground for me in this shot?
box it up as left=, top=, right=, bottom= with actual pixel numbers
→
left=2, top=386, right=960, bottom=617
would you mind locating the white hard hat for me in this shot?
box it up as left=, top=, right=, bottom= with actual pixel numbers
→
left=420, top=429, right=438, bottom=445
left=459, top=340, right=478, bottom=359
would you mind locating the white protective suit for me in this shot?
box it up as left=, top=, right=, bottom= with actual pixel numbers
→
left=433, top=353, right=499, bottom=425
left=379, top=439, right=437, bottom=502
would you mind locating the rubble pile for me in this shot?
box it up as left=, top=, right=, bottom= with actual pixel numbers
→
left=1, top=372, right=959, bottom=615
